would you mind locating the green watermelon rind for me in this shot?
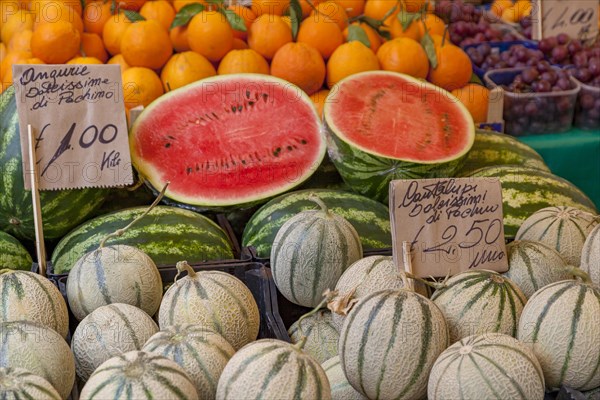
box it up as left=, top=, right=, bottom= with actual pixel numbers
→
left=51, top=206, right=234, bottom=274
left=465, top=165, right=598, bottom=238
left=0, top=231, right=32, bottom=271
left=242, top=189, right=392, bottom=258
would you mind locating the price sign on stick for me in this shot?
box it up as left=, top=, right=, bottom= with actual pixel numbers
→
left=389, top=178, right=509, bottom=278
left=13, top=64, right=133, bottom=190
left=532, top=0, right=599, bottom=41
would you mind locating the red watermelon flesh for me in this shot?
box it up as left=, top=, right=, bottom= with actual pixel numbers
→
left=130, top=75, right=326, bottom=208
left=325, top=71, right=474, bottom=163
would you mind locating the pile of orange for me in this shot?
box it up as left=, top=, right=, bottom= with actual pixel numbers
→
left=0, top=0, right=487, bottom=122
left=491, top=0, right=532, bottom=23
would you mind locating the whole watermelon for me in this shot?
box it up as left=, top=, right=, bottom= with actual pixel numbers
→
left=0, top=87, right=108, bottom=241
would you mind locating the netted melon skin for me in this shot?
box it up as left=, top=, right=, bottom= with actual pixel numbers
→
left=288, top=310, right=339, bottom=363
left=0, top=367, right=62, bottom=400
left=322, top=356, right=367, bottom=400
left=581, top=224, right=600, bottom=287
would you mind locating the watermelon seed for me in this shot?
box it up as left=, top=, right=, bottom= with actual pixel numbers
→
left=246, top=90, right=251, bottom=98
left=231, top=105, right=237, bottom=113
left=301, top=139, right=307, bottom=145
left=248, top=101, right=255, bottom=107
left=164, top=143, right=171, bottom=148
left=186, top=167, right=192, bottom=174
left=238, top=105, right=243, bottom=112
left=241, top=160, right=246, bottom=164
left=262, top=93, right=268, bottom=102
left=212, top=112, right=219, bottom=120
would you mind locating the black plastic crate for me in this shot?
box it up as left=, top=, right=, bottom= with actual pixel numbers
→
left=247, top=246, right=393, bottom=264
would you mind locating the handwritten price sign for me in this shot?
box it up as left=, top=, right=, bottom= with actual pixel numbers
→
left=532, top=0, right=599, bottom=41
left=389, top=178, right=509, bottom=278
left=13, top=64, right=132, bottom=190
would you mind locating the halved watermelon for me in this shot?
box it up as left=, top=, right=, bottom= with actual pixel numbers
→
left=130, top=74, right=326, bottom=210
left=324, top=71, right=475, bottom=204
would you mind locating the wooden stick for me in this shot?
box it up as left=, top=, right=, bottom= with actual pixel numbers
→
left=27, top=124, right=47, bottom=276
left=402, top=241, right=415, bottom=291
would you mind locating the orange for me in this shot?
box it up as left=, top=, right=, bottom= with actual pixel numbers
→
left=172, top=0, right=208, bottom=12
left=30, top=20, right=80, bottom=63
left=251, top=0, right=289, bottom=16
left=228, top=5, right=256, bottom=41
left=232, top=38, right=249, bottom=49
left=160, top=51, right=216, bottom=91
left=32, top=1, right=84, bottom=34
left=387, top=13, right=421, bottom=41
left=299, top=0, right=323, bottom=17
left=29, top=0, right=82, bottom=18
left=83, top=1, right=113, bottom=36
left=418, top=13, right=446, bottom=38
left=311, top=1, right=348, bottom=31
left=297, top=17, right=343, bottom=59
left=103, top=12, right=133, bottom=55
left=80, top=32, right=108, bottom=63
left=118, top=0, right=146, bottom=11
left=247, top=14, right=292, bottom=60
left=363, top=0, right=398, bottom=20
left=187, top=11, right=234, bottom=62
left=343, top=22, right=381, bottom=53
left=122, top=66, right=164, bottom=109
left=451, top=84, right=490, bottom=124
left=334, top=0, right=364, bottom=18
left=1, top=10, right=34, bottom=44
left=140, top=0, right=175, bottom=30
left=309, top=88, right=329, bottom=118
left=490, top=0, right=513, bottom=17
left=107, top=53, right=130, bottom=72
left=7, top=29, right=32, bottom=52
left=514, top=0, right=531, bottom=19
left=281, top=15, right=291, bottom=29
left=501, top=6, right=518, bottom=23
left=0, top=43, right=6, bottom=62
left=427, top=42, right=472, bottom=92
left=24, top=57, right=45, bottom=64
left=1, top=50, right=32, bottom=82
left=120, top=19, right=173, bottom=69
left=169, top=25, right=190, bottom=52
left=376, top=37, right=429, bottom=78
left=403, top=0, right=427, bottom=12
left=217, top=48, right=269, bottom=75
left=326, top=40, right=379, bottom=88
left=67, top=56, right=103, bottom=64
left=271, top=42, right=326, bottom=95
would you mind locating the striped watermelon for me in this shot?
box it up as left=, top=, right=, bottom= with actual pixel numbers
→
left=466, top=166, right=598, bottom=238
left=216, top=339, right=331, bottom=399
left=456, top=130, right=550, bottom=176
left=431, top=270, right=527, bottom=343
left=503, top=240, right=572, bottom=298
left=0, top=367, right=62, bottom=400
left=516, top=206, right=599, bottom=267
left=324, top=71, right=475, bottom=204
left=339, top=289, right=449, bottom=400
left=518, top=279, right=600, bottom=391
left=288, top=310, right=339, bottom=363
left=581, top=224, right=600, bottom=287
left=242, top=189, right=392, bottom=259
left=271, top=196, right=363, bottom=307
left=0, top=87, right=108, bottom=241
left=157, top=262, right=259, bottom=350
left=79, top=351, right=198, bottom=400
left=51, top=206, right=234, bottom=274
left=298, top=155, right=347, bottom=191
left=428, top=333, right=545, bottom=400
left=0, top=231, right=32, bottom=270
left=66, top=244, right=163, bottom=321
left=322, top=356, right=367, bottom=400
left=0, top=321, right=75, bottom=400
left=142, top=324, right=235, bottom=400
left=0, top=270, right=69, bottom=338
left=71, top=303, right=159, bottom=381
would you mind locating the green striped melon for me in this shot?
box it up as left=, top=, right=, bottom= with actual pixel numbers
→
left=331, top=256, right=406, bottom=331
left=0, top=87, right=108, bottom=241
left=321, top=356, right=367, bottom=400
left=0, top=270, right=68, bottom=338
left=0, top=231, right=31, bottom=271
left=339, top=289, right=449, bottom=400
left=465, top=166, right=598, bottom=238
left=79, top=351, right=198, bottom=400
left=71, top=303, right=159, bottom=381
left=581, top=224, right=600, bottom=287
left=142, top=324, right=235, bottom=400
left=216, top=339, right=331, bottom=399
left=431, top=270, right=527, bottom=343
left=503, top=240, right=572, bottom=298
left=518, top=279, right=600, bottom=391
left=158, top=262, right=259, bottom=350
left=0, top=321, right=75, bottom=400
left=456, top=130, right=550, bottom=176
left=271, top=196, right=363, bottom=307
left=516, top=206, right=599, bottom=267
left=427, top=333, right=545, bottom=400
left=51, top=206, right=234, bottom=274
left=288, top=310, right=339, bottom=363
left=0, top=367, right=62, bottom=400
left=66, top=244, right=163, bottom=321
left=242, top=189, right=392, bottom=259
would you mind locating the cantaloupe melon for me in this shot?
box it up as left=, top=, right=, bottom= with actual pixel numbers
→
left=71, top=303, right=159, bottom=381
left=322, top=356, right=367, bottom=400
left=142, top=324, right=235, bottom=400
left=79, top=351, right=198, bottom=400
left=0, top=270, right=69, bottom=338
left=581, top=224, right=600, bottom=287
left=0, top=367, right=62, bottom=400
left=66, top=244, right=163, bottom=321
left=0, top=321, right=75, bottom=399
left=515, top=206, right=599, bottom=266
left=288, top=310, right=339, bottom=363
left=428, top=333, right=545, bottom=399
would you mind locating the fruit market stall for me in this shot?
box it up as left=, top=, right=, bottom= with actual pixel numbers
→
left=1, top=0, right=600, bottom=399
